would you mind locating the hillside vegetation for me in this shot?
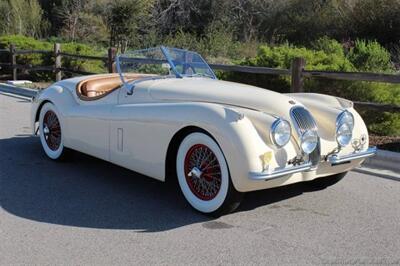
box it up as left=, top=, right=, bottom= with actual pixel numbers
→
left=0, top=0, right=399, bottom=136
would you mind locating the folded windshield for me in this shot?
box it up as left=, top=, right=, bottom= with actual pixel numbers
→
left=116, top=46, right=216, bottom=88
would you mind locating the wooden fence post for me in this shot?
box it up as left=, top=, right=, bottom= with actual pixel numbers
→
left=10, top=44, right=17, bottom=80
left=54, top=43, right=62, bottom=81
left=108, top=47, right=117, bottom=73
left=291, top=57, right=305, bottom=93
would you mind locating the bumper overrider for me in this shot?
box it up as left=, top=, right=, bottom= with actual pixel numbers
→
left=249, top=146, right=377, bottom=181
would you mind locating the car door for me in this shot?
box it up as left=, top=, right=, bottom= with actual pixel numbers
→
left=108, top=82, right=172, bottom=180
left=65, top=89, right=119, bottom=161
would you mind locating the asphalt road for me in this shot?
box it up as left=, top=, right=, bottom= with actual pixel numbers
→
left=1, top=93, right=399, bottom=265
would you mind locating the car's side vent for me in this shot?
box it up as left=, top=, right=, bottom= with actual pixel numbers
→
left=290, top=106, right=320, bottom=166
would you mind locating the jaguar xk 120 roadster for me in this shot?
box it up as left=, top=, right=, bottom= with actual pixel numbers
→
left=31, top=46, right=376, bottom=215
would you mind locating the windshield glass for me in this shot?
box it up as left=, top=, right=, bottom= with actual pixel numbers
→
left=116, top=46, right=216, bottom=88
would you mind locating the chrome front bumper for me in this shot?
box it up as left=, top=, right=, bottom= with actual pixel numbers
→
left=249, top=162, right=313, bottom=181
left=249, top=146, right=377, bottom=181
left=326, top=146, right=377, bottom=165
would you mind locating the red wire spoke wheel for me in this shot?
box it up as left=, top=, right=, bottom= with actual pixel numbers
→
left=39, top=103, right=69, bottom=160
left=184, top=144, right=222, bottom=201
left=43, top=110, right=62, bottom=151
left=176, top=132, right=243, bottom=215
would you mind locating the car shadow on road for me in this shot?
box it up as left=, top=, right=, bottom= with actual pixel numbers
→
left=1, top=136, right=310, bottom=232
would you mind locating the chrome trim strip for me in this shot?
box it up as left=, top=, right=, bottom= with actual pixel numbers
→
left=249, top=162, right=313, bottom=181
left=327, top=146, right=377, bottom=165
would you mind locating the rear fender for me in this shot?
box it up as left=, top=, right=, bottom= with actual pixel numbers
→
left=31, top=85, right=77, bottom=134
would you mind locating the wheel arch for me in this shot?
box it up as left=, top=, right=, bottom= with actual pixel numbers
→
left=164, top=126, right=216, bottom=184
left=162, top=104, right=271, bottom=192
left=35, top=100, right=53, bottom=123
left=32, top=99, right=54, bottom=135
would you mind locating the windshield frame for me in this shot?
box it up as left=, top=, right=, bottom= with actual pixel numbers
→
left=116, top=46, right=217, bottom=94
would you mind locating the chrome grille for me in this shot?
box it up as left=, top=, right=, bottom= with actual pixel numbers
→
left=290, top=106, right=318, bottom=136
left=290, top=106, right=320, bottom=166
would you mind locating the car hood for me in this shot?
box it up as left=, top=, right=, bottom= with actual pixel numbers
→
left=149, top=77, right=301, bottom=118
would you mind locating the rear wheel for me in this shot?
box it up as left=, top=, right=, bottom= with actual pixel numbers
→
left=305, top=172, right=347, bottom=190
left=39, top=103, right=70, bottom=160
left=176, top=132, right=243, bottom=216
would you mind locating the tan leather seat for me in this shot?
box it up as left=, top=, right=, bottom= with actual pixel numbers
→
left=76, top=73, right=156, bottom=100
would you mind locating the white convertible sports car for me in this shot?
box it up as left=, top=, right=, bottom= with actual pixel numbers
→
left=31, top=46, right=376, bottom=215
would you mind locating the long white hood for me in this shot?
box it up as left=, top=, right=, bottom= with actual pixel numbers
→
left=149, top=77, right=300, bottom=118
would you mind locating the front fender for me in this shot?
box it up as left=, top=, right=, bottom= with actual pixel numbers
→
left=157, top=103, right=299, bottom=192
left=288, top=93, right=369, bottom=155
left=109, top=101, right=277, bottom=190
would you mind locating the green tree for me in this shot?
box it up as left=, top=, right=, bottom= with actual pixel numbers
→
left=154, top=0, right=213, bottom=36
left=0, top=1, right=12, bottom=35
left=52, top=0, right=109, bottom=44
left=349, top=0, right=400, bottom=47
left=0, top=0, right=46, bottom=37
left=106, top=0, right=154, bottom=52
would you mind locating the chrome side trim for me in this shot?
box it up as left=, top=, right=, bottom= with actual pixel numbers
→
left=327, top=146, right=377, bottom=165
left=249, top=162, right=313, bottom=181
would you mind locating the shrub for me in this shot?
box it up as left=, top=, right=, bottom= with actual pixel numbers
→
left=348, top=40, right=393, bottom=72
left=0, top=35, right=52, bottom=64
left=367, top=112, right=400, bottom=136
left=225, top=41, right=354, bottom=93
left=61, top=42, right=106, bottom=77
left=312, top=37, right=344, bottom=57
left=255, top=43, right=354, bottom=71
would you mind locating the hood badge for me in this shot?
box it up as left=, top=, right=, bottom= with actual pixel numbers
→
left=289, top=100, right=296, bottom=105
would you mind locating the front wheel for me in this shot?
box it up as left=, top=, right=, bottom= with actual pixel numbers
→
left=305, top=172, right=348, bottom=190
left=176, top=132, right=243, bottom=216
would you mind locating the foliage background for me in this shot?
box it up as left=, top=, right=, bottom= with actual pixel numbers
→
left=0, top=0, right=399, bottom=135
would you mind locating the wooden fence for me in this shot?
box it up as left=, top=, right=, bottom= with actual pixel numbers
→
left=0, top=43, right=399, bottom=112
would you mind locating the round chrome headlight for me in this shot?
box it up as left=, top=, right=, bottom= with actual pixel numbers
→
left=337, top=110, right=354, bottom=129
left=336, top=123, right=352, bottom=147
left=336, top=111, right=354, bottom=147
left=270, top=119, right=291, bottom=147
left=301, top=130, right=318, bottom=154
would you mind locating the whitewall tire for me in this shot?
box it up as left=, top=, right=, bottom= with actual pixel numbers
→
left=176, top=132, right=242, bottom=215
left=39, top=103, right=68, bottom=160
